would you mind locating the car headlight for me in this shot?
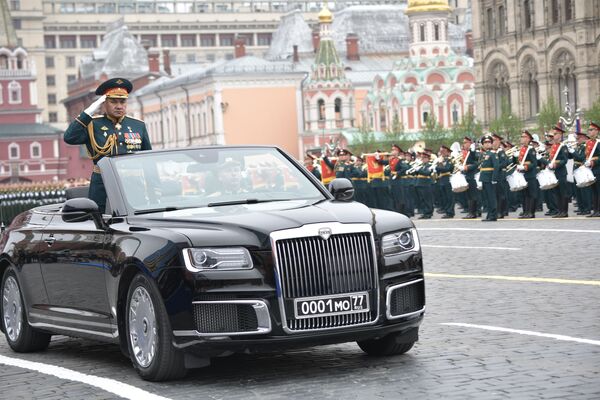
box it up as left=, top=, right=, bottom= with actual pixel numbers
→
left=183, top=247, right=253, bottom=271
left=381, top=228, right=420, bottom=256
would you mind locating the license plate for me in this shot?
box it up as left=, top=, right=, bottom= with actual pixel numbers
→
left=294, top=292, right=370, bottom=319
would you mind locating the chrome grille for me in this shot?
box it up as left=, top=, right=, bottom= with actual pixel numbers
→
left=274, top=230, right=378, bottom=332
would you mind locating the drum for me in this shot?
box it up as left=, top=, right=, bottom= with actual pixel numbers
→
left=450, top=172, right=469, bottom=193
left=507, top=171, right=528, bottom=192
left=573, top=166, right=597, bottom=188
left=536, top=169, right=558, bottom=190
left=475, top=172, right=482, bottom=190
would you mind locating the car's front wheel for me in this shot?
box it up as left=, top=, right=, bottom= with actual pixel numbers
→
left=1, top=268, right=51, bottom=352
left=357, top=332, right=415, bottom=356
left=125, top=273, right=186, bottom=381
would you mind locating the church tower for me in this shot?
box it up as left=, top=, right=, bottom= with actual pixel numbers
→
left=302, top=3, right=354, bottom=143
left=406, top=0, right=452, bottom=58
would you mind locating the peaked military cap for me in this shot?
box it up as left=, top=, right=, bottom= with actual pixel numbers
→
left=95, top=78, right=133, bottom=98
left=481, top=134, right=493, bottom=144
left=338, top=148, right=353, bottom=156
left=491, top=133, right=503, bottom=141
left=521, top=130, right=533, bottom=140
left=440, top=145, right=451, bottom=152
left=391, top=144, right=403, bottom=152
left=463, top=136, right=473, bottom=142
left=552, top=123, right=565, bottom=133
left=576, top=130, right=589, bottom=138
left=590, top=121, right=600, bottom=130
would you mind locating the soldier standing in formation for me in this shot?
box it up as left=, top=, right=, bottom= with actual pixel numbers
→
left=63, top=78, right=152, bottom=213
left=586, top=121, right=600, bottom=217
left=547, top=124, right=571, bottom=218
left=515, top=130, right=539, bottom=218
left=435, top=145, right=455, bottom=219
left=478, top=135, right=500, bottom=221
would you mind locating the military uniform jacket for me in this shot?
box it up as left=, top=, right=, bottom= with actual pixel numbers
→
left=572, top=143, right=587, bottom=168
left=435, top=158, right=453, bottom=184
left=351, top=166, right=368, bottom=190
left=323, top=157, right=354, bottom=180
left=585, top=139, right=600, bottom=175
left=548, top=143, right=569, bottom=179
left=496, top=149, right=509, bottom=181
left=415, top=163, right=433, bottom=186
left=65, top=112, right=152, bottom=162
left=462, top=149, right=479, bottom=178
left=514, top=146, right=538, bottom=180
left=478, top=150, right=499, bottom=183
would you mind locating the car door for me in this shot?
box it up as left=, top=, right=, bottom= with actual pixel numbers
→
left=38, top=214, right=112, bottom=329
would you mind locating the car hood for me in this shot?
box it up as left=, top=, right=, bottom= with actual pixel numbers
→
left=127, top=200, right=412, bottom=248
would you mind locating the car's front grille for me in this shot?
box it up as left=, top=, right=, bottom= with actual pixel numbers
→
left=193, top=303, right=258, bottom=334
left=388, top=279, right=425, bottom=318
left=274, top=230, right=378, bottom=331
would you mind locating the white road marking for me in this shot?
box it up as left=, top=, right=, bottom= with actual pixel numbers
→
left=418, top=227, right=600, bottom=234
left=442, top=323, right=600, bottom=346
left=422, top=245, right=520, bottom=251
left=426, top=272, right=600, bottom=286
left=0, top=354, right=171, bottom=400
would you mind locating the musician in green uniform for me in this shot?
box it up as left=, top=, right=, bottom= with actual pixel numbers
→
left=492, top=134, right=509, bottom=218
left=586, top=121, right=600, bottom=217
left=414, top=150, right=434, bottom=219
left=515, top=130, right=539, bottom=218
left=479, top=135, right=499, bottom=221
left=461, top=136, right=480, bottom=219
left=351, top=155, right=369, bottom=205
left=572, top=131, right=592, bottom=215
left=435, top=145, right=455, bottom=218
left=547, top=124, right=571, bottom=218
left=63, top=78, right=152, bottom=213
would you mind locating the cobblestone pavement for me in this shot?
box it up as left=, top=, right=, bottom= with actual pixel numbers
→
left=1, top=214, right=599, bottom=399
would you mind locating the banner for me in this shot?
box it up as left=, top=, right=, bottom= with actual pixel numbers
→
left=320, top=158, right=336, bottom=185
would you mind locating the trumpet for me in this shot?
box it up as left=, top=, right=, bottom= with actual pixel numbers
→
left=406, top=160, right=423, bottom=174
left=505, top=145, right=520, bottom=157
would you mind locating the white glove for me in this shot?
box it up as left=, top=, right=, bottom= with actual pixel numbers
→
left=492, top=181, right=497, bottom=185
left=375, top=152, right=380, bottom=160
left=470, top=143, right=475, bottom=151
left=84, top=95, right=106, bottom=116
left=585, top=161, right=591, bottom=167
left=517, top=165, right=525, bottom=172
left=548, top=162, right=554, bottom=170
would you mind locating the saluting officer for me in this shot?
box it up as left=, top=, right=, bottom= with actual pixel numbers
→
left=479, top=135, right=499, bottom=221
left=323, top=148, right=354, bottom=180
left=64, top=78, right=152, bottom=213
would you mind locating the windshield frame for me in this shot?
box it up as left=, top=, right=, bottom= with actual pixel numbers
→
left=98, top=145, right=332, bottom=217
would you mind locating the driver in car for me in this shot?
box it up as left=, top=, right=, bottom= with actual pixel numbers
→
left=208, top=158, right=249, bottom=196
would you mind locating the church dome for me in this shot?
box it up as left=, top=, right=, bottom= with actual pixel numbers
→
left=318, top=4, right=333, bottom=24
left=405, top=0, right=450, bottom=14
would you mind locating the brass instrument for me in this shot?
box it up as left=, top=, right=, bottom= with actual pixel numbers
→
left=406, top=160, right=423, bottom=174
left=504, top=145, right=520, bottom=157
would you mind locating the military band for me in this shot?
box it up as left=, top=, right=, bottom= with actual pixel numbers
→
left=303, top=120, right=600, bottom=221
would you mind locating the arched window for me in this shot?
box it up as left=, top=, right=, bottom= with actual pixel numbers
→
left=498, top=6, right=505, bottom=34
left=523, top=0, right=532, bottom=29
left=434, top=23, right=440, bottom=41
left=379, top=102, right=387, bottom=130
left=0, top=54, right=8, bottom=69
left=16, top=54, right=25, bottom=69
left=419, top=24, right=426, bottom=42
left=551, top=0, right=559, bottom=23
left=522, top=57, right=539, bottom=118
left=564, top=0, right=573, bottom=21
left=553, top=50, right=577, bottom=110
left=30, top=142, right=42, bottom=158
left=317, top=99, right=325, bottom=121
left=9, top=143, right=20, bottom=159
left=488, top=62, right=510, bottom=118
left=8, top=81, right=21, bottom=104
left=452, top=103, right=460, bottom=125
left=334, top=98, right=342, bottom=121
left=422, top=103, right=431, bottom=125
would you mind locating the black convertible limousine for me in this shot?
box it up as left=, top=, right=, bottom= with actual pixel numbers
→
left=0, top=146, right=425, bottom=381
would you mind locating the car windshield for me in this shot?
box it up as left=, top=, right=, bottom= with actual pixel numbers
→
left=111, top=147, right=326, bottom=213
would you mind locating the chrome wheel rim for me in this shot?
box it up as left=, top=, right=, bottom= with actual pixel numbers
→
left=128, top=286, right=158, bottom=368
left=3, top=276, right=23, bottom=342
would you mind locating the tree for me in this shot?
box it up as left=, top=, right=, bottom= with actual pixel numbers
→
left=449, top=110, right=482, bottom=143
left=489, top=97, right=523, bottom=143
left=536, top=95, right=561, bottom=136
left=585, top=96, right=600, bottom=125
left=420, top=113, right=448, bottom=150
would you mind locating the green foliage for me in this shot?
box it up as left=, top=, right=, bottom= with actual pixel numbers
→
left=536, top=95, right=561, bottom=135
left=488, top=97, right=523, bottom=143
left=420, top=113, right=448, bottom=148
left=449, top=110, right=482, bottom=142
left=585, top=96, right=600, bottom=125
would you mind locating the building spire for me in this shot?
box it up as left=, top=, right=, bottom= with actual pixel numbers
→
left=0, top=0, right=19, bottom=48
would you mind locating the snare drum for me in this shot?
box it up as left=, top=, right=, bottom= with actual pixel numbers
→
left=450, top=172, right=469, bottom=193
left=475, top=172, right=482, bottom=190
left=536, top=169, right=558, bottom=190
left=507, top=171, right=528, bottom=192
left=573, top=166, right=596, bottom=188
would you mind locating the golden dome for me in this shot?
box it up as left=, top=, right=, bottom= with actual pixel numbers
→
left=318, top=3, right=333, bottom=24
left=406, top=0, right=450, bottom=14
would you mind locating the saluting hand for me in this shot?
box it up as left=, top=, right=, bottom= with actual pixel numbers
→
left=84, top=95, right=107, bottom=117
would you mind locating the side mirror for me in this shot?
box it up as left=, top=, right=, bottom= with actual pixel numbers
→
left=328, top=178, right=354, bottom=201
left=62, top=198, right=105, bottom=228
